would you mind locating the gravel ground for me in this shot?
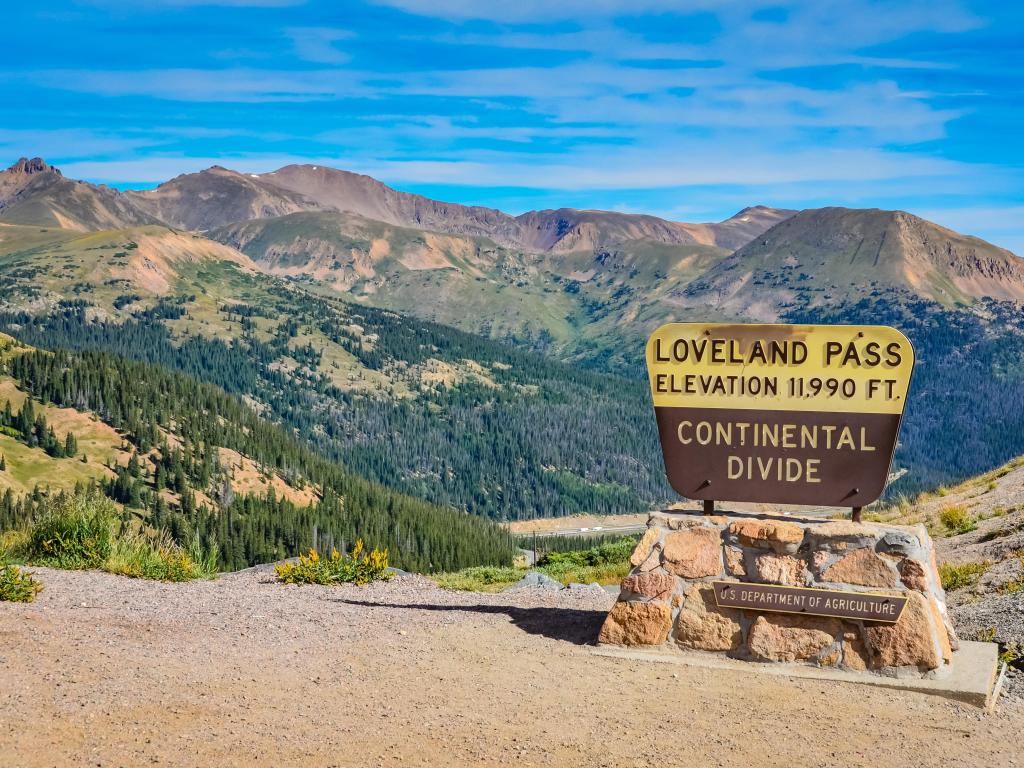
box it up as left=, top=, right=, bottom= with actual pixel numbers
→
left=2, top=567, right=1022, bottom=768
left=924, top=463, right=1024, bottom=700
left=951, top=590, right=1024, bottom=700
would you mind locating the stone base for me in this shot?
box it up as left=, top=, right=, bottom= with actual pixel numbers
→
left=599, top=510, right=958, bottom=678
left=593, top=641, right=1000, bottom=708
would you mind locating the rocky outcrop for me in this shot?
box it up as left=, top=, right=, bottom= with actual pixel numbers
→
left=7, top=157, right=60, bottom=176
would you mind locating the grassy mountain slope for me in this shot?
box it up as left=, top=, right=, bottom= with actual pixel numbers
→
left=0, top=221, right=672, bottom=519
left=874, top=454, right=1024, bottom=663
left=211, top=210, right=585, bottom=349
left=0, top=222, right=257, bottom=314
left=0, top=338, right=126, bottom=496
left=0, top=333, right=315, bottom=508
left=0, top=337, right=515, bottom=572
left=209, top=209, right=736, bottom=366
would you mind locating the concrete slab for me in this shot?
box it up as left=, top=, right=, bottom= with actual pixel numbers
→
left=593, top=640, right=1000, bottom=708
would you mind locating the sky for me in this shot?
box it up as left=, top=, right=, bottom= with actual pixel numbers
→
left=4, top=1, right=1023, bottom=252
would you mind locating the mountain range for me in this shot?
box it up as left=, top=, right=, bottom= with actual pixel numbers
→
left=3, top=156, right=1022, bottom=369
left=1, top=155, right=1023, bottom=527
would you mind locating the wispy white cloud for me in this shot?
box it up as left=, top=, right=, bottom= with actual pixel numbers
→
left=27, top=62, right=958, bottom=145
left=370, top=0, right=980, bottom=37
left=14, top=0, right=1019, bottom=250
left=0, top=129, right=159, bottom=160
left=25, top=68, right=361, bottom=103
left=285, top=27, right=353, bottom=64
left=350, top=147, right=970, bottom=189
left=367, top=0, right=699, bottom=22
left=57, top=143, right=973, bottom=189
left=84, top=0, right=304, bottom=6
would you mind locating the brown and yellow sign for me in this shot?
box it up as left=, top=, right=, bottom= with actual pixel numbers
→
left=646, top=323, right=914, bottom=506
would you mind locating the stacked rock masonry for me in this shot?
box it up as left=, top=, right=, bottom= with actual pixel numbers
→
left=599, top=511, right=957, bottom=677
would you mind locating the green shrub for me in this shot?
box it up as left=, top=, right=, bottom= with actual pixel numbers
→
left=11, top=490, right=218, bottom=582
left=435, top=537, right=636, bottom=591
left=104, top=531, right=218, bottom=582
left=939, top=505, right=976, bottom=535
left=0, top=530, right=27, bottom=561
left=939, top=560, right=989, bottom=590
left=537, top=537, right=635, bottom=568
left=0, top=564, right=42, bottom=602
left=519, top=531, right=640, bottom=554
left=538, top=560, right=630, bottom=586
left=27, top=492, right=116, bottom=568
left=999, top=643, right=1022, bottom=666
left=431, top=565, right=523, bottom=591
left=275, top=540, right=391, bottom=586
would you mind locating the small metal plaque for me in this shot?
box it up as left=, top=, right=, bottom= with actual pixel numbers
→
left=713, top=581, right=907, bottom=623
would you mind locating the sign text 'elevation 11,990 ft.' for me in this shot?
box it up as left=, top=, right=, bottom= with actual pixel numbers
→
left=646, top=323, right=915, bottom=507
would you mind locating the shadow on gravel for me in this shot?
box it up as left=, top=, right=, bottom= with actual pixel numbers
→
left=334, top=599, right=605, bottom=645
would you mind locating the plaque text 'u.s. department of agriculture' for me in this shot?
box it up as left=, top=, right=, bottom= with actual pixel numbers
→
left=712, top=581, right=907, bottom=623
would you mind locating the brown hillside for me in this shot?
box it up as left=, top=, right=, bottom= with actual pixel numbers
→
left=681, top=206, right=1024, bottom=319
left=0, top=158, right=158, bottom=231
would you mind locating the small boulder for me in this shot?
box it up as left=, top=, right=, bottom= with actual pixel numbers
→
left=821, top=547, right=898, bottom=588
left=662, top=527, right=723, bottom=578
left=505, top=571, right=562, bottom=591
left=728, top=519, right=804, bottom=554
left=566, top=581, right=604, bottom=592
left=598, top=601, right=673, bottom=646
left=747, top=614, right=842, bottom=663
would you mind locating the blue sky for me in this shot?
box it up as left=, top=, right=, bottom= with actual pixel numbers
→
left=4, top=1, right=1023, bottom=252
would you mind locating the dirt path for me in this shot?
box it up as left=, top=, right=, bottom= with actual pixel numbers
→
left=2, top=567, right=1021, bottom=768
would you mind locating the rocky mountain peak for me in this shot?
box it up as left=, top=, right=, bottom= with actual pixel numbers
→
left=7, top=157, right=60, bottom=176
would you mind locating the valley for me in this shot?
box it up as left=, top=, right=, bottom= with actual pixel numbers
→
left=5, top=3, right=1024, bottom=763
left=1, top=155, right=1023, bottom=561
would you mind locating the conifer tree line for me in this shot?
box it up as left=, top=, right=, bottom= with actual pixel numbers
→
left=3, top=284, right=1023, bottom=519
left=0, top=397, right=77, bottom=458
left=0, top=297, right=673, bottom=520
left=0, top=347, right=515, bottom=572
